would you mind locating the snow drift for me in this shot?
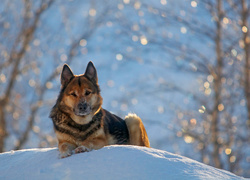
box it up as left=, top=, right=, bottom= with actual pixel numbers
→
left=0, top=145, right=245, bottom=180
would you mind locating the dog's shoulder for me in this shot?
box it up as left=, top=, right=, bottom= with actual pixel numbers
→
left=50, top=105, right=64, bottom=123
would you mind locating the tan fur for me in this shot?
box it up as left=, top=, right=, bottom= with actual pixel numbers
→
left=106, top=134, right=117, bottom=145
left=125, top=114, right=150, bottom=147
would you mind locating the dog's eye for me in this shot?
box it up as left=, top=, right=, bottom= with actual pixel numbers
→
left=70, top=92, right=77, bottom=97
left=85, top=90, right=91, bottom=96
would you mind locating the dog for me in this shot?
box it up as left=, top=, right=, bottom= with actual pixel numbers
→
left=50, top=61, right=150, bottom=158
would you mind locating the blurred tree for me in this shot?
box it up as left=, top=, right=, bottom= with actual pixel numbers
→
left=113, top=0, right=250, bottom=177
left=0, top=0, right=111, bottom=152
left=0, top=0, right=54, bottom=152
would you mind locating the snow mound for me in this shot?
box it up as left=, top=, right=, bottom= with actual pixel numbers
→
left=0, top=145, right=245, bottom=180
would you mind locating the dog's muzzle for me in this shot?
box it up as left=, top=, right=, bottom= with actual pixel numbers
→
left=75, top=102, right=91, bottom=116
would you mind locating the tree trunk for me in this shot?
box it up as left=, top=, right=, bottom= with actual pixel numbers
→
left=0, top=100, right=7, bottom=152
left=241, top=0, right=250, bottom=128
left=211, top=0, right=223, bottom=169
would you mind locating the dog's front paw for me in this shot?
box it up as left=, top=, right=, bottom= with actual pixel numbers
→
left=74, top=146, right=91, bottom=154
left=58, top=142, right=75, bottom=158
left=60, top=150, right=72, bottom=158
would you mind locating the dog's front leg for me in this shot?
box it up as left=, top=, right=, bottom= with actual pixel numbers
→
left=58, top=142, right=76, bottom=158
left=74, top=136, right=107, bottom=154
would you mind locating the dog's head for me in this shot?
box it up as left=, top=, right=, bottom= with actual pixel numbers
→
left=58, top=61, right=102, bottom=124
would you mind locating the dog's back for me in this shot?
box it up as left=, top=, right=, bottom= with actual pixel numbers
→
left=103, top=109, right=150, bottom=147
left=103, top=109, right=129, bottom=145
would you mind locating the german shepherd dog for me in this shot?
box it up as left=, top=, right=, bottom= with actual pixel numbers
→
left=50, top=61, right=150, bottom=158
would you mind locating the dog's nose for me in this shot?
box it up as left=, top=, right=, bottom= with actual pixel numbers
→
left=78, top=103, right=88, bottom=111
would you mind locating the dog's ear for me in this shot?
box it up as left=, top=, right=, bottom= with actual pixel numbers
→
left=61, top=64, right=74, bottom=86
left=84, top=61, right=98, bottom=83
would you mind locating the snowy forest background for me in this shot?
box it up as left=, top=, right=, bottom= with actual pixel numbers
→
left=0, top=0, right=250, bottom=177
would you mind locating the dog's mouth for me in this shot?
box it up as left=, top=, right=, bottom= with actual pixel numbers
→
left=75, top=111, right=91, bottom=116
left=74, top=108, right=91, bottom=116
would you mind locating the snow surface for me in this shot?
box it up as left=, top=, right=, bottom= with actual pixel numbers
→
left=0, top=145, right=245, bottom=180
